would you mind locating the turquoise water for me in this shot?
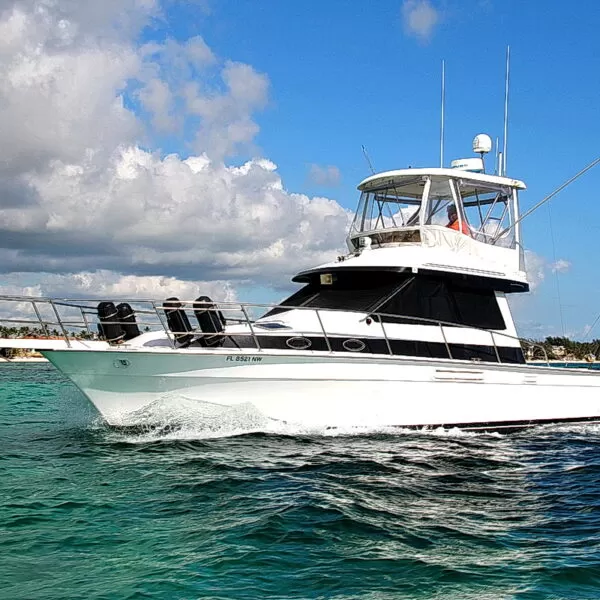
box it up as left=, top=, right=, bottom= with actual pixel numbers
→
left=2, top=363, right=600, bottom=599
left=546, top=362, right=600, bottom=370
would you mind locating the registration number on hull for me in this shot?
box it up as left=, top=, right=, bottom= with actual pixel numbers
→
left=226, top=355, right=263, bottom=362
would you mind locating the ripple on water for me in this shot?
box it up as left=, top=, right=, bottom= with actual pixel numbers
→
left=2, top=364, right=600, bottom=599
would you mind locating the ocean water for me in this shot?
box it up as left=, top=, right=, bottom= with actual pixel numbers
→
left=545, top=362, right=600, bottom=370
left=2, top=364, right=600, bottom=599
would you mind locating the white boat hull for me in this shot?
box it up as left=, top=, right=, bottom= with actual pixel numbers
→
left=43, top=348, right=600, bottom=430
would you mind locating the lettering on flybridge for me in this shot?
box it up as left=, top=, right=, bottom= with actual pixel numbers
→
left=226, top=356, right=263, bottom=362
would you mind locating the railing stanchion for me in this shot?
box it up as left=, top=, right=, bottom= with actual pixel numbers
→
left=315, top=309, right=332, bottom=352
left=491, top=331, right=501, bottom=363
left=31, top=301, right=50, bottom=337
left=542, top=344, right=549, bottom=366
left=378, top=315, right=393, bottom=355
left=241, top=304, right=261, bottom=351
left=80, top=307, right=92, bottom=336
left=49, top=300, right=71, bottom=348
left=439, top=323, right=452, bottom=359
left=152, top=301, right=176, bottom=349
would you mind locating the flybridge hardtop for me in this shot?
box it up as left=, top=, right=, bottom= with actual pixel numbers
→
left=357, top=167, right=526, bottom=192
left=295, top=165, right=528, bottom=292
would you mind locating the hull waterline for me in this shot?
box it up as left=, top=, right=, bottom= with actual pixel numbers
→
left=43, top=349, right=600, bottom=431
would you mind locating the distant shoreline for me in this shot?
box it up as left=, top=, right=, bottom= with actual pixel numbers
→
left=0, top=356, right=48, bottom=363
left=527, top=359, right=598, bottom=364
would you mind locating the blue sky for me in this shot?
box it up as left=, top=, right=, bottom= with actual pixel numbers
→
left=184, top=0, right=600, bottom=339
left=0, top=0, right=599, bottom=339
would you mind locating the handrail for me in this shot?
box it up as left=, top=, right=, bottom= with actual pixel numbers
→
left=490, top=330, right=501, bottom=363
left=152, top=299, right=175, bottom=349
left=31, top=302, right=50, bottom=337
left=439, top=323, right=452, bottom=359
left=315, top=309, right=332, bottom=352
left=241, top=304, right=260, bottom=351
left=49, top=299, right=71, bottom=349
left=379, top=316, right=393, bottom=356
left=0, top=294, right=551, bottom=365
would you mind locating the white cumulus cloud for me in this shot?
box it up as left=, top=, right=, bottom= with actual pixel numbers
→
left=308, top=164, right=341, bottom=187
left=0, top=270, right=235, bottom=301
left=550, top=259, right=571, bottom=273
left=0, top=0, right=352, bottom=305
left=523, top=250, right=546, bottom=291
left=401, top=0, right=440, bottom=42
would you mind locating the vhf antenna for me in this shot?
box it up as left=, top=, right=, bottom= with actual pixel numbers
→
left=361, top=145, right=375, bottom=174
left=501, top=46, right=510, bottom=176
left=440, top=59, right=445, bottom=168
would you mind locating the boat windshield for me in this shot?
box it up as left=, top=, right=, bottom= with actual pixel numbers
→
left=456, top=180, right=517, bottom=248
left=425, top=178, right=517, bottom=247
left=350, top=177, right=423, bottom=235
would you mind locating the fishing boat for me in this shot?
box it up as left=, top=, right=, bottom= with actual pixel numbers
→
left=1, top=135, right=600, bottom=431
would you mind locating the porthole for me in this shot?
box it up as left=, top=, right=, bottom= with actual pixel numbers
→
left=286, top=336, right=312, bottom=350
left=343, top=338, right=366, bottom=352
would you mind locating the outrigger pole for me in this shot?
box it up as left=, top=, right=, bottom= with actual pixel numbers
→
left=496, top=156, right=600, bottom=238
left=361, top=145, right=375, bottom=174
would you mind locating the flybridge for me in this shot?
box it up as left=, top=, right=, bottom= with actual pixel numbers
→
left=349, top=168, right=525, bottom=247
left=351, top=134, right=526, bottom=252
left=294, top=135, right=530, bottom=293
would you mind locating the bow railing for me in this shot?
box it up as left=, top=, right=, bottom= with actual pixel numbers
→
left=0, top=294, right=549, bottom=365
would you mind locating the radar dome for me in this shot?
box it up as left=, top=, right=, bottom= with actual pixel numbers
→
left=472, top=134, right=492, bottom=154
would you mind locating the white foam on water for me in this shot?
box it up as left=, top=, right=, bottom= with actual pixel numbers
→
left=93, top=393, right=600, bottom=443
left=94, top=394, right=507, bottom=443
left=524, top=422, right=600, bottom=436
left=563, top=463, right=587, bottom=471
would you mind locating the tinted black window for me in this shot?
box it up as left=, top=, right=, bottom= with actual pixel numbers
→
left=301, top=283, right=398, bottom=312
left=263, top=273, right=505, bottom=331
left=451, top=286, right=504, bottom=329
left=378, top=277, right=505, bottom=330
left=262, top=273, right=400, bottom=317
left=263, top=285, right=318, bottom=317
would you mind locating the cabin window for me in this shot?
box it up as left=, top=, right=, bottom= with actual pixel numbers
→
left=262, top=276, right=399, bottom=318
left=263, top=274, right=505, bottom=331
left=376, top=277, right=506, bottom=330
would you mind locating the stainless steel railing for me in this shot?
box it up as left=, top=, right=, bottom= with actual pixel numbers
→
left=0, top=294, right=549, bottom=365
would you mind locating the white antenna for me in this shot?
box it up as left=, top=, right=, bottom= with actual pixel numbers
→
left=495, top=136, right=499, bottom=175
left=440, top=60, right=445, bottom=168
left=502, top=46, right=510, bottom=176
left=361, top=145, right=375, bottom=174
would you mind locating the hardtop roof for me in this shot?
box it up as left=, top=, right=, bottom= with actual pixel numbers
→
left=358, top=168, right=526, bottom=193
